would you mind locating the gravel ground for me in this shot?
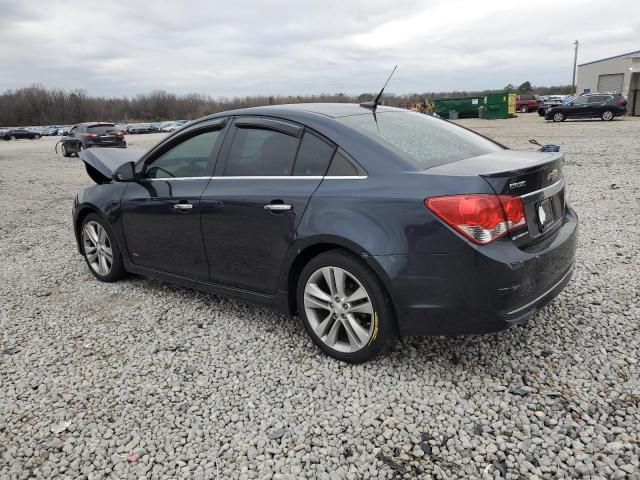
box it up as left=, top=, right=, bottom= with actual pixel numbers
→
left=1, top=114, right=638, bottom=480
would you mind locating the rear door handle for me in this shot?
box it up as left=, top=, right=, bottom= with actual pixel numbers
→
left=264, top=204, right=292, bottom=211
left=174, top=203, right=193, bottom=210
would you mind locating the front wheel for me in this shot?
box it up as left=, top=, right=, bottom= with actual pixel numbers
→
left=520, top=105, right=528, bottom=113
left=297, top=250, right=396, bottom=363
left=552, top=111, right=566, bottom=122
left=601, top=109, right=614, bottom=121
left=81, top=213, right=127, bottom=282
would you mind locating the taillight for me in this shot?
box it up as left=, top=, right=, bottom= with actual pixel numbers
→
left=82, top=133, right=97, bottom=139
left=617, top=97, right=626, bottom=105
left=425, top=194, right=526, bottom=245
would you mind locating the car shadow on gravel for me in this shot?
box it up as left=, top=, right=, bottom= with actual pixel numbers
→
left=109, top=274, right=576, bottom=375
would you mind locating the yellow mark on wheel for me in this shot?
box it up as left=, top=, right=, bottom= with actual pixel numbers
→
left=368, top=312, right=379, bottom=345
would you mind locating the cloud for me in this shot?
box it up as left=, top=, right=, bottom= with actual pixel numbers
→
left=0, top=0, right=638, bottom=97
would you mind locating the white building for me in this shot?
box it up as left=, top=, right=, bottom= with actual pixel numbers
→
left=576, top=49, right=640, bottom=116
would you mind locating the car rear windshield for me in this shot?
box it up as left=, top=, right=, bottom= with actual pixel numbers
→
left=338, top=111, right=502, bottom=169
left=88, top=125, right=118, bottom=134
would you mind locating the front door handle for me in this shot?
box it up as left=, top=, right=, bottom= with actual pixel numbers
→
left=174, top=203, right=193, bottom=210
left=264, top=204, right=292, bottom=211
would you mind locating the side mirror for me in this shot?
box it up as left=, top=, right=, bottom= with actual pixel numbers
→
left=112, top=161, right=135, bottom=182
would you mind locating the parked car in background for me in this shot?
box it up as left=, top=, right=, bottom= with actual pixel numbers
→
left=57, top=126, right=72, bottom=136
left=128, top=123, right=155, bottom=134
left=174, top=119, right=189, bottom=126
left=161, top=122, right=180, bottom=132
left=537, top=96, right=569, bottom=116
left=43, top=126, right=60, bottom=136
left=72, top=103, right=577, bottom=362
left=1, top=128, right=42, bottom=140
left=515, top=94, right=539, bottom=113
left=60, top=123, right=126, bottom=157
left=545, top=93, right=627, bottom=122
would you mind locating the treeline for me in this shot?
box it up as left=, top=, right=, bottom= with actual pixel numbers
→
left=0, top=83, right=573, bottom=126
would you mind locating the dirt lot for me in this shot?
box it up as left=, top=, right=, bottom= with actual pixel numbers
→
left=1, top=114, right=639, bottom=479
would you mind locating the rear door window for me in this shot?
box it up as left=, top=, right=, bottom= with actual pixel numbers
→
left=293, top=132, right=335, bottom=176
left=326, top=150, right=358, bottom=176
left=224, top=127, right=300, bottom=176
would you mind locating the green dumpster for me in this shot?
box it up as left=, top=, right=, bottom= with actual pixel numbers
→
left=434, top=96, right=484, bottom=118
left=484, top=91, right=509, bottom=119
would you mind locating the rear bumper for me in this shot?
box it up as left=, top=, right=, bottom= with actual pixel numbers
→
left=373, top=207, right=579, bottom=336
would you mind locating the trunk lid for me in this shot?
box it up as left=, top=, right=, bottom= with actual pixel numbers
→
left=428, top=150, right=566, bottom=247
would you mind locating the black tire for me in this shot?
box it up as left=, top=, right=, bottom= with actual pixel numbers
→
left=61, top=143, right=71, bottom=157
left=297, top=249, right=396, bottom=363
left=538, top=110, right=545, bottom=116
left=601, top=109, right=614, bottom=121
left=80, top=213, right=127, bottom=282
left=520, top=105, right=528, bottom=113
left=552, top=111, right=566, bottom=122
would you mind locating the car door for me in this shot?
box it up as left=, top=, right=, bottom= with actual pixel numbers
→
left=566, top=95, right=590, bottom=117
left=200, top=118, right=336, bottom=294
left=120, top=119, right=228, bottom=279
left=586, top=95, right=608, bottom=116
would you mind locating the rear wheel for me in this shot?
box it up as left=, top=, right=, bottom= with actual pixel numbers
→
left=61, top=143, right=71, bottom=157
left=601, top=109, right=614, bottom=121
left=10, top=135, right=16, bottom=140
left=81, top=213, right=126, bottom=282
left=297, top=250, right=396, bottom=363
left=520, top=105, right=528, bottom=113
left=552, top=111, right=566, bottom=122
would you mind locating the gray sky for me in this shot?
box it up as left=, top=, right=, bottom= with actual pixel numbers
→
left=0, top=0, right=638, bottom=97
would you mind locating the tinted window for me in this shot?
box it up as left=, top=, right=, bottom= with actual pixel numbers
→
left=293, top=132, right=335, bottom=176
left=572, top=96, right=589, bottom=105
left=87, top=124, right=118, bottom=134
left=224, top=127, right=299, bottom=176
left=338, top=111, right=502, bottom=169
left=146, top=129, right=220, bottom=178
left=326, top=150, right=358, bottom=176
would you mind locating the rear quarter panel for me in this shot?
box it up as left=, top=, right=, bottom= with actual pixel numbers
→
left=295, top=172, right=494, bottom=256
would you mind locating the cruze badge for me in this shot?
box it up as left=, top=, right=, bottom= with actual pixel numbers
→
left=548, top=169, right=559, bottom=182
left=509, top=180, right=526, bottom=190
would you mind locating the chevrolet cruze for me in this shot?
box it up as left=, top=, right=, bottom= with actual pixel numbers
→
left=73, top=103, right=578, bottom=362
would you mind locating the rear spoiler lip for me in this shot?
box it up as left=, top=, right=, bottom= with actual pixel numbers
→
left=79, top=148, right=145, bottom=180
left=423, top=150, right=564, bottom=177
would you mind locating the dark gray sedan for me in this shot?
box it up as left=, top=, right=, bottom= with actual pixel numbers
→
left=73, top=103, right=578, bottom=362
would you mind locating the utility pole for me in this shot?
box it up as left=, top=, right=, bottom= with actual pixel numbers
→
left=571, top=40, right=579, bottom=95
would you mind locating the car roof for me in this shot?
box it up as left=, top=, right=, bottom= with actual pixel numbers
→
left=201, top=103, right=399, bottom=121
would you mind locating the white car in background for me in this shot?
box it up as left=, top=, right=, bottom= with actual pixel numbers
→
left=161, top=122, right=180, bottom=132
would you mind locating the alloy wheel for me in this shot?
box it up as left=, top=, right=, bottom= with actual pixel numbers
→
left=303, top=266, right=374, bottom=353
left=602, top=110, right=613, bottom=121
left=82, top=221, right=113, bottom=276
left=553, top=112, right=565, bottom=122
